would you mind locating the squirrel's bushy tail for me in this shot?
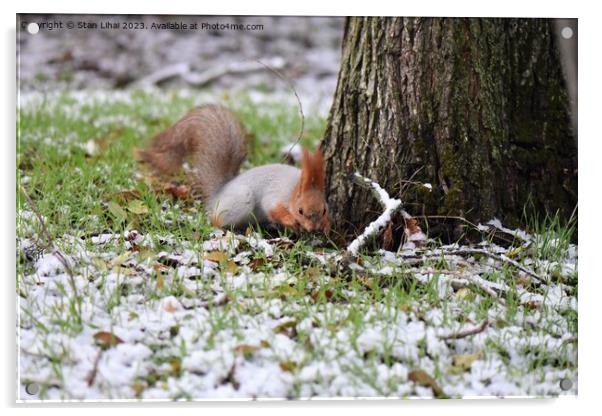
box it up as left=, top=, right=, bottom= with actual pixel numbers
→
left=136, top=105, right=247, bottom=200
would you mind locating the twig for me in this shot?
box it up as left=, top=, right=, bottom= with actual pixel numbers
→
left=443, top=247, right=546, bottom=286
left=20, top=186, right=76, bottom=281
left=347, top=173, right=402, bottom=255
left=456, top=274, right=507, bottom=306
left=86, top=349, right=103, bottom=387
left=399, top=246, right=546, bottom=286
left=479, top=218, right=533, bottom=244
left=440, top=319, right=489, bottom=340
left=415, top=215, right=515, bottom=246
left=255, top=59, right=305, bottom=163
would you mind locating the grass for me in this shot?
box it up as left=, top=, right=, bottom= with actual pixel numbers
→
left=17, top=89, right=578, bottom=400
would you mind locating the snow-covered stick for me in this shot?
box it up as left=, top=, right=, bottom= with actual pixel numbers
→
left=398, top=246, right=546, bottom=286
left=346, top=173, right=402, bottom=255
left=442, top=247, right=547, bottom=286
left=439, top=319, right=489, bottom=340
left=478, top=218, right=533, bottom=244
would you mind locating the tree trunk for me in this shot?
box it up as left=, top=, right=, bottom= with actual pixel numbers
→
left=322, top=17, right=577, bottom=243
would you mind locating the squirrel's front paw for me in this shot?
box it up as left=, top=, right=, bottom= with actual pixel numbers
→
left=269, top=204, right=300, bottom=232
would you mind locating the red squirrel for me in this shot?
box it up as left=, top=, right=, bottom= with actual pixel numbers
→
left=136, top=104, right=330, bottom=233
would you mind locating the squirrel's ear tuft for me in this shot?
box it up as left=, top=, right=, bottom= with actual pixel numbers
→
left=312, top=148, right=326, bottom=191
left=300, top=148, right=312, bottom=191
left=300, top=147, right=326, bottom=192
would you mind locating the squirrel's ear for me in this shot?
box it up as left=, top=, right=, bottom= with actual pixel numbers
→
left=300, top=148, right=312, bottom=191
left=312, top=148, right=326, bottom=191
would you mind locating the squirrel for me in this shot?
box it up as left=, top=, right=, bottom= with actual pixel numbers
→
left=136, top=104, right=330, bottom=234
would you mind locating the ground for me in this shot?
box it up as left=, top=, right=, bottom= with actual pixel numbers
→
left=17, top=90, right=577, bottom=401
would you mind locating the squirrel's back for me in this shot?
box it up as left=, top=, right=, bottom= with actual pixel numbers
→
left=136, top=105, right=247, bottom=199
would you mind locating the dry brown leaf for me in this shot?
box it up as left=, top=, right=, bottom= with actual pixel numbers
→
left=525, top=300, right=542, bottom=310
left=404, top=216, right=426, bottom=248
left=234, top=344, right=261, bottom=354
left=162, top=298, right=181, bottom=313
left=170, top=358, right=182, bottom=376
left=249, top=258, right=266, bottom=271
left=204, top=251, right=229, bottom=263
left=274, top=320, right=297, bottom=334
left=131, top=382, right=146, bottom=398
left=382, top=222, right=394, bottom=251
left=408, top=370, right=447, bottom=398
left=279, top=361, right=298, bottom=372
left=93, top=331, right=124, bottom=349
left=224, top=261, right=239, bottom=274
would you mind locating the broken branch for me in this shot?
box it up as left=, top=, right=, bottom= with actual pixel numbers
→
left=346, top=173, right=402, bottom=255
left=440, top=319, right=489, bottom=340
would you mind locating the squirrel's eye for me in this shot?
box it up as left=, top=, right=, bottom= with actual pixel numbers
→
left=323, top=208, right=326, bottom=215
left=298, top=208, right=303, bottom=215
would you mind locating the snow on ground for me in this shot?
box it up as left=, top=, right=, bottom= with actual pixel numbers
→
left=16, top=89, right=577, bottom=401
left=17, top=217, right=578, bottom=400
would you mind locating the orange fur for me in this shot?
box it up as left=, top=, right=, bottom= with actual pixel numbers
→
left=300, top=148, right=326, bottom=192
left=288, top=147, right=330, bottom=233
left=268, top=203, right=299, bottom=230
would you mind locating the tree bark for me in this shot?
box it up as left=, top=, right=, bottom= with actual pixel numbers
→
left=322, top=17, right=577, bottom=242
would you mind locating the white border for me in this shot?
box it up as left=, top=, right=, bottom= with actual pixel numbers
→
left=2, top=1, right=599, bottom=415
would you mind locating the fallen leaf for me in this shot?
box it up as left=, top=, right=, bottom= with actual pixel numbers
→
left=127, top=199, right=149, bottom=215
left=171, top=358, right=182, bottom=376
left=249, top=258, right=266, bottom=271
left=274, top=320, right=297, bottom=334
left=456, top=287, right=474, bottom=300
left=382, top=222, right=394, bottom=251
left=104, top=189, right=141, bottom=204
left=107, top=201, right=127, bottom=224
left=93, top=331, right=124, bottom=349
left=449, top=351, right=482, bottom=374
left=400, top=303, right=412, bottom=313
left=279, top=361, right=298, bottom=372
left=224, top=261, right=239, bottom=274
left=131, top=382, right=146, bottom=397
left=274, top=284, right=300, bottom=298
left=204, top=251, right=229, bottom=263
left=91, top=257, right=108, bottom=272
left=525, top=300, right=542, bottom=310
left=408, top=370, right=448, bottom=398
left=161, top=297, right=182, bottom=313
left=234, top=344, right=261, bottom=354
left=506, top=246, right=524, bottom=258
left=311, top=288, right=334, bottom=302
left=403, top=216, right=426, bottom=248
left=111, top=251, right=131, bottom=268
